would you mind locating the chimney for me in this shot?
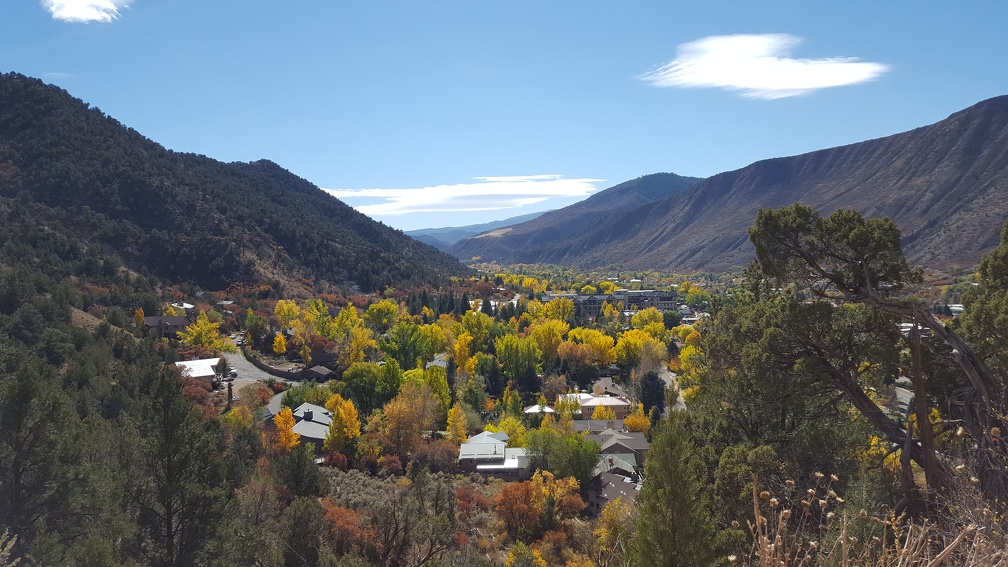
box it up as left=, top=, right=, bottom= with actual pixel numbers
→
left=304, top=409, right=313, bottom=422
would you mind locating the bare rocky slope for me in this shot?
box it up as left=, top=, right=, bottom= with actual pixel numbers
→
left=449, top=172, right=701, bottom=262
left=452, top=96, right=1008, bottom=272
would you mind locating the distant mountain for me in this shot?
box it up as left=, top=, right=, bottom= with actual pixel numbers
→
left=449, top=173, right=702, bottom=261
left=452, top=96, right=1008, bottom=272
left=406, top=211, right=549, bottom=250
left=0, top=72, right=469, bottom=291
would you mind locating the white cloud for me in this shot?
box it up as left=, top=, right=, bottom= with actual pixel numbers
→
left=42, top=0, right=130, bottom=23
left=641, top=34, right=890, bottom=99
left=324, top=175, right=603, bottom=216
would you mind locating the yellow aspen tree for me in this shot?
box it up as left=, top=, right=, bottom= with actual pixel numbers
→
left=529, top=319, right=569, bottom=366
left=272, top=333, right=287, bottom=355
left=446, top=402, right=467, bottom=445
left=530, top=470, right=582, bottom=525
left=591, top=405, right=617, bottom=421
left=485, top=415, right=528, bottom=447
left=273, top=299, right=300, bottom=330
left=593, top=496, right=634, bottom=567
left=542, top=296, right=575, bottom=324
left=223, top=406, right=253, bottom=432
left=274, top=406, right=300, bottom=452
left=177, top=311, right=237, bottom=353
left=624, top=403, right=650, bottom=433
left=454, top=331, right=476, bottom=377
left=134, top=307, right=145, bottom=329
left=539, top=412, right=556, bottom=429
left=323, top=394, right=361, bottom=454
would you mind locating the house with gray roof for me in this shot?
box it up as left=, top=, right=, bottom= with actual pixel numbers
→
left=458, top=430, right=531, bottom=480
left=291, top=402, right=332, bottom=452
left=586, top=428, right=650, bottom=468
left=145, top=315, right=191, bottom=338
left=585, top=471, right=641, bottom=516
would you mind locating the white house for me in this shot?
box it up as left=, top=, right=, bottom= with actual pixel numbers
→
left=174, top=358, right=223, bottom=381
left=458, top=430, right=530, bottom=479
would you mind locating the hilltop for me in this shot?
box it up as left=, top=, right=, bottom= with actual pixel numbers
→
left=0, top=72, right=469, bottom=293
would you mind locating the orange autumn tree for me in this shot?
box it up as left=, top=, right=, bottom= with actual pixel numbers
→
left=274, top=406, right=300, bottom=452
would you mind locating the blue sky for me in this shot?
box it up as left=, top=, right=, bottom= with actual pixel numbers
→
left=3, top=2, right=1008, bottom=231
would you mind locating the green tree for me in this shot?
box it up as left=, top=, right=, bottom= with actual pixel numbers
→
left=380, top=321, right=425, bottom=370
left=0, top=360, right=81, bottom=558
left=495, top=334, right=541, bottom=393
left=525, top=427, right=600, bottom=487
left=243, top=308, right=267, bottom=348
left=638, top=371, right=666, bottom=416
left=747, top=204, right=998, bottom=495
left=274, top=444, right=325, bottom=498
left=461, top=310, right=493, bottom=352
left=631, top=414, right=719, bottom=567
left=131, top=370, right=228, bottom=567
left=281, top=497, right=325, bottom=567
left=953, top=220, right=1008, bottom=499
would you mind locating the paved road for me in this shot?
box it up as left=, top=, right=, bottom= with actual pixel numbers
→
left=222, top=350, right=300, bottom=416
left=658, top=365, right=687, bottom=411
left=222, top=350, right=275, bottom=389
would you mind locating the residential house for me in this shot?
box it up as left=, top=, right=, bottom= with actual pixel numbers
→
left=174, top=357, right=223, bottom=382
left=523, top=404, right=555, bottom=415
left=561, top=392, right=633, bottom=420
left=572, top=419, right=625, bottom=435
left=144, top=315, right=191, bottom=338
left=458, top=430, right=531, bottom=480
left=303, top=365, right=334, bottom=381
left=592, top=377, right=629, bottom=398
left=585, top=471, right=641, bottom=516
left=290, top=402, right=333, bottom=452
left=586, top=428, right=650, bottom=468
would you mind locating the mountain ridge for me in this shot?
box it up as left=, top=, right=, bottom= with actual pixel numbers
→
left=452, top=95, right=1008, bottom=272
left=449, top=172, right=702, bottom=261
left=406, top=210, right=550, bottom=250
left=0, top=72, right=470, bottom=292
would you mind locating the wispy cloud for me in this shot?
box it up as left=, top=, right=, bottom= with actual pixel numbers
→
left=641, top=34, right=890, bottom=99
left=324, top=175, right=603, bottom=216
left=42, top=0, right=130, bottom=23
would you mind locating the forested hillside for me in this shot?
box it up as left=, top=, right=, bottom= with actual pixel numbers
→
left=0, top=72, right=469, bottom=293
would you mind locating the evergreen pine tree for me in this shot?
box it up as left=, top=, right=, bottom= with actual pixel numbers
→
left=631, top=412, right=719, bottom=567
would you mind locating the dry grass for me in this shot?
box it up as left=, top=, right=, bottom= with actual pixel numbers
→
left=732, top=475, right=1008, bottom=567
